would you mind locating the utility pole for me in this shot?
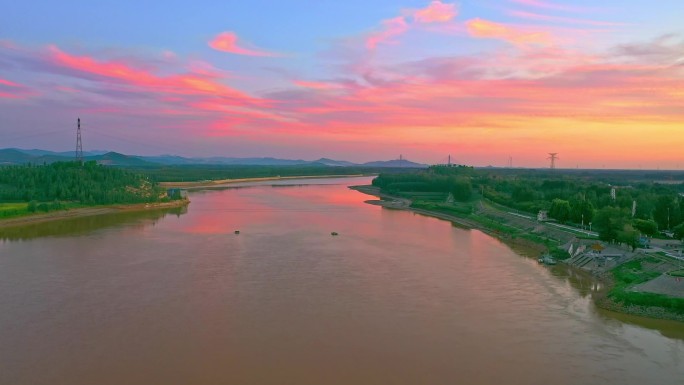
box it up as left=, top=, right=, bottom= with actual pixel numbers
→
left=76, top=117, right=83, bottom=164
left=448, top=154, right=451, bottom=166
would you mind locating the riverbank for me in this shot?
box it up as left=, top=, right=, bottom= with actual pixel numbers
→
left=351, top=185, right=547, bottom=256
left=0, top=199, right=189, bottom=230
left=160, top=174, right=366, bottom=189
left=351, top=184, right=684, bottom=323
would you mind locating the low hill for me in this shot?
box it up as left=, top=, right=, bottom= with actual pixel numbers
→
left=313, top=158, right=357, bottom=167
left=87, top=152, right=155, bottom=166
left=362, top=159, right=427, bottom=168
left=0, top=149, right=35, bottom=164
left=0, top=148, right=427, bottom=168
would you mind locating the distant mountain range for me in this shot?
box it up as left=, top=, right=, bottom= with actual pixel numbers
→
left=0, top=148, right=428, bottom=168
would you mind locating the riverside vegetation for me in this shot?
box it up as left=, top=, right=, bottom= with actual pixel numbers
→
left=372, top=165, right=684, bottom=320
left=130, top=164, right=384, bottom=182
left=372, top=165, right=684, bottom=244
left=0, top=161, right=182, bottom=219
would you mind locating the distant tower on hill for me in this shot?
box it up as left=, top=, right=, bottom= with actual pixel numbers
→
left=548, top=153, right=558, bottom=169
left=75, top=118, right=83, bottom=164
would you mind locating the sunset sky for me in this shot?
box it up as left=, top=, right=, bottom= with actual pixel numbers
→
left=1, top=0, right=683, bottom=168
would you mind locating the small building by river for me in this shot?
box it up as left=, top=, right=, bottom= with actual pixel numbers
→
left=166, top=188, right=188, bottom=199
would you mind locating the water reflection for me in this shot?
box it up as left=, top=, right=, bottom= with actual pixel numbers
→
left=0, top=206, right=187, bottom=242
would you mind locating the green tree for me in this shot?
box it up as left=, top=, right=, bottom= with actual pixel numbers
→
left=570, top=198, right=594, bottom=225
left=594, top=206, right=629, bottom=242
left=617, top=224, right=640, bottom=251
left=512, top=186, right=536, bottom=202
left=674, top=223, right=684, bottom=241
left=632, top=219, right=658, bottom=236
left=654, top=195, right=678, bottom=230
left=549, top=199, right=571, bottom=223
left=451, top=178, right=472, bottom=201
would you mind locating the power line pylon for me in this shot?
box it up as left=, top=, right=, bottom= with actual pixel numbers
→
left=76, top=118, right=83, bottom=164
left=548, top=153, right=558, bottom=169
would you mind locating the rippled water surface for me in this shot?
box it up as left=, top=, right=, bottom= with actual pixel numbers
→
left=1, top=177, right=683, bottom=385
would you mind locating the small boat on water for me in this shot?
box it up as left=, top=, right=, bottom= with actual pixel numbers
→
left=331, top=232, right=339, bottom=236
left=234, top=230, right=240, bottom=235
left=538, top=254, right=557, bottom=265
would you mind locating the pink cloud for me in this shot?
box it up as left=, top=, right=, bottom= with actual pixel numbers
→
left=208, top=32, right=279, bottom=57
left=48, top=45, right=259, bottom=106
left=366, top=17, right=409, bottom=49
left=366, top=2, right=457, bottom=49
left=465, top=18, right=553, bottom=46
left=277, top=36, right=684, bottom=145
left=0, top=78, right=34, bottom=99
left=0, top=78, right=21, bottom=87
left=413, top=1, right=458, bottom=23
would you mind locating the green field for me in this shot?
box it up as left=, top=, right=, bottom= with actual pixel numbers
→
left=0, top=203, right=29, bottom=219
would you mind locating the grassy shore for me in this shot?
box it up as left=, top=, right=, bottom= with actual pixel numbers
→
left=0, top=203, right=31, bottom=219
left=594, top=256, right=684, bottom=322
left=0, top=199, right=188, bottom=229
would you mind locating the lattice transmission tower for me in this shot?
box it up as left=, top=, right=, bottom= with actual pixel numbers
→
left=548, top=153, right=558, bottom=169
left=76, top=118, right=83, bottom=164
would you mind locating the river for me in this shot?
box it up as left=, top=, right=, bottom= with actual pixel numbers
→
left=1, top=177, right=682, bottom=385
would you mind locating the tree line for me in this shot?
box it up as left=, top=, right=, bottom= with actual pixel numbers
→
left=0, top=161, right=168, bottom=207
left=373, top=165, right=684, bottom=243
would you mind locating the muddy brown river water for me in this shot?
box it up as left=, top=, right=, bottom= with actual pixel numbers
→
left=1, top=177, right=683, bottom=384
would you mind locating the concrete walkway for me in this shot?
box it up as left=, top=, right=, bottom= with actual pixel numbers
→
left=633, top=274, right=684, bottom=298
